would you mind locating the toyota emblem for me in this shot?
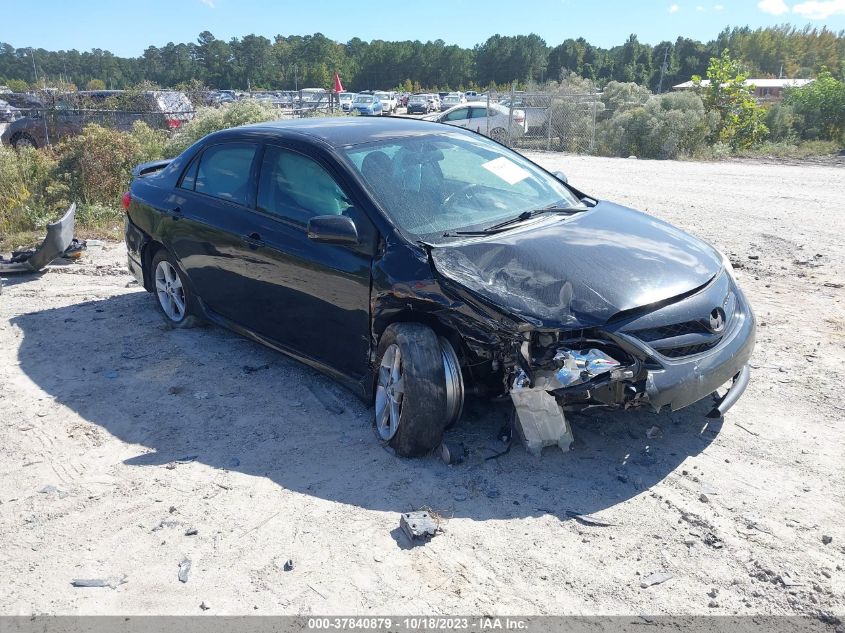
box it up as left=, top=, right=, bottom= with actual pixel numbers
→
left=709, top=308, right=726, bottom=333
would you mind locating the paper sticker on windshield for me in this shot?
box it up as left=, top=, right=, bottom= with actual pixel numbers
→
left=481, top=156, right=530, bottom=185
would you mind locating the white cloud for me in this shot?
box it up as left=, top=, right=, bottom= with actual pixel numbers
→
left=757, top=0, right=790, bottom=14
left=713, top=3, right=724, bottom=9
left=199, top=0, right=215, bottom=7
left=793, top=0, right=845, bottom=18
left=697, top=4, right=705, bottom=9
left=669, top=3, right=680, bottom=12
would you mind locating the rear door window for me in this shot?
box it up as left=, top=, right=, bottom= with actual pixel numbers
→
left=193, top=143, right=258, bottom=206
left=444, top=107, right=469, bottom=122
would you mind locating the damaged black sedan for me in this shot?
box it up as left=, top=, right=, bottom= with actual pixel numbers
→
left=125, top=117, right=755, bottom=457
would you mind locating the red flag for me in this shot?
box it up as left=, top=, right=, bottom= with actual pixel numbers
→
left=333, top=72, right=344, bottom=93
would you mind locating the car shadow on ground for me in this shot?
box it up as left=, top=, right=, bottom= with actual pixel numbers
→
left=11, top=292, right=723, bottom=523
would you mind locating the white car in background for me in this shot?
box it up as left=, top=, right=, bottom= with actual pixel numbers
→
left=374, top=91, right=397, bottom=114
left=339, top=92, right=357, bottom=112
left=428, top=101, right=526, bottom=143
left=439, top=93, right=466, bottom=111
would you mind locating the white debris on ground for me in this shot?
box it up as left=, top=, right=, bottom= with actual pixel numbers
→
left=0, top=155, right=843, bottom=617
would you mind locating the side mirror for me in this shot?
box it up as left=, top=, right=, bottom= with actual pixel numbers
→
left=553, top=170, right=569, bottom=184
left=307, top=214, right=359, bottom=245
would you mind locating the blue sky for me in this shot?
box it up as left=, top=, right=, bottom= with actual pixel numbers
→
left=2, top=0, right=844, bottom=55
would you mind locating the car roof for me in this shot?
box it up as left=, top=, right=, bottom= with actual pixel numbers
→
left=237, top=116, right=454, bottom=147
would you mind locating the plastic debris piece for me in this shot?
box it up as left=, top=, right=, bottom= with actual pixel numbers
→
left=640, top=571, right=673, bottom=588
left=178, top=558, right=191, bottom=583
left=566, top=510, right=616, bottom=527
left=71, top=575, right=127, bottom=589
left=510, top=371, right=574, bottom=456
left=400, top=511, right=438, bottom=542
left=439, top=441, right=466, bottom=465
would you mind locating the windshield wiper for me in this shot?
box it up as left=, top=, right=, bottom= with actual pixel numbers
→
left=443, top=204, right=588, bottom=237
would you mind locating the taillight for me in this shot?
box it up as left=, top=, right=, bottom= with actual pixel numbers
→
left=122, top=191, right=131, bottom=211
left=166, top=118, right=182, bottom=129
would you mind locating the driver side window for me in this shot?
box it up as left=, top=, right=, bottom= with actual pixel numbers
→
left=257, top=146, right=351, bottom=224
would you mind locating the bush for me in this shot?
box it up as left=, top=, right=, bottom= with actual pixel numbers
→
left=165, top=100, right=279, bottom=156
left=784, top=70, right=845, bottom=141
left=596, top=91, right=717, bottom=159
left=55, top=123, right=161, bottom=209
left=599, top=81, right=652, bottom=120
left=764, top=102, right=798, bottom=142
left=0, top=145, right=67, bottom=234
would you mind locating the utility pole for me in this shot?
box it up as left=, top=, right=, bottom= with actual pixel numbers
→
left=30, top=48, right=39, bottom=85
left=657, top=43, right=670, bottom=94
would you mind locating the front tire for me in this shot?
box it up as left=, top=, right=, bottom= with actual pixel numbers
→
left=151, top=249, right=199, bottom=328
left=374, top=323, right=451, bottom=457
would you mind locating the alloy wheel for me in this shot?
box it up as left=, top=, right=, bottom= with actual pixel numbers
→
left=155, top=260, right=186, bottom=322
left=375, top=343, right=403, bottom=440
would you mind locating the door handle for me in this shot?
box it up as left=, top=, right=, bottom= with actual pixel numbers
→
left=242, top=232, right=265, bottom=249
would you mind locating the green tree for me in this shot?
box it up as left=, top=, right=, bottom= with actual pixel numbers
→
left=7, top=78, right=29, bottom=91
left=693, top=49, right=767, bottom=149
left=784, top=69, right=845, bottom=140
left=85, top=78, right=106, bottom=90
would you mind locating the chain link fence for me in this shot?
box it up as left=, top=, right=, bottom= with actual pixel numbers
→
left=484, top=87, right=603, bottom=153
left=0, top=88, right=357, bottom=148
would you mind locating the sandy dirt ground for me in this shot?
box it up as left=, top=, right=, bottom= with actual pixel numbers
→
left=0, top=155, right=843, bottom=619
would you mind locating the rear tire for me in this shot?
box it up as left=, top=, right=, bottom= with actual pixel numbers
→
left=12, top=133, right=37, bottom=150
left=374, top=323, right=449, bottom=457
left=150, top=249, right=199, bottom=328
left=490, top=127, right=507, bottom=143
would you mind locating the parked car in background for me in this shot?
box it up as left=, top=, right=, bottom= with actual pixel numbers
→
left=440, top=93, right=466, bottom=111
left=426, top=94, right=441, bottom=111
left=499, top=94, right=553, bottom=132
left=374, top=91, right=397, bottom=115
left=1, top=90, right=194, bottom=149
left=350, top=94, right=383, bottom=116
left=430, top=101, right=526, bottom=143
left=124, top=117, right=755, bottom=457
left=339, top=92, right=357, bottom=112
left=297, top=89, right=330, bottom=114
left=0, top=98, right=18, bottom=123
left=406, top=94, right=433, bottom=114
left=464, top=90, right=478, bottom=99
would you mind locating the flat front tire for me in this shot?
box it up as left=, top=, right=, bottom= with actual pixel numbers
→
left=151, top=249, right=199, bottom=328
left=374, top=323, right=450, bottom=457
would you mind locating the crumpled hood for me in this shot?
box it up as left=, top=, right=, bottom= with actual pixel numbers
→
left=429, top=201, right=722, bottom=328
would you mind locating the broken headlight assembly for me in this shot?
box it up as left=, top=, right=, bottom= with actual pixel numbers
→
left=516, top=336, right=639, bottom=393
